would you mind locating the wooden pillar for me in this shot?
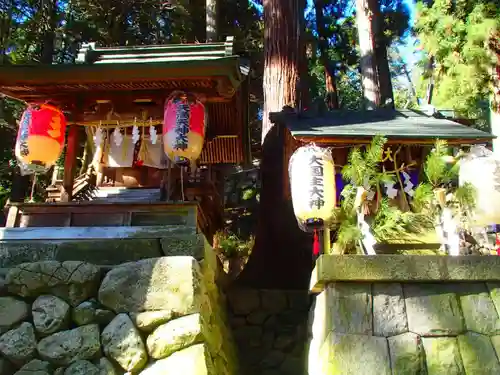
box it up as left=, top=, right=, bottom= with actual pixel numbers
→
left=60, top=125, right=80, bottom=202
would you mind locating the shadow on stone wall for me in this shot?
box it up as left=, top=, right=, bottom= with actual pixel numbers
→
left=226, top=287, right=313, bottom=375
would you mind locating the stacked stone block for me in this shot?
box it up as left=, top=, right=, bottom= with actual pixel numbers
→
left=227, top=288, right=312, bottom=375
left=309, top=281, right=500, bottom=375
left=0, top=254, right=237, bottom=375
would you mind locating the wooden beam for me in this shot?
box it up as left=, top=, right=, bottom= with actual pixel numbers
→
left=60, top=125, right=80, bottom=202
left=0, top=225, right=196, bottom=241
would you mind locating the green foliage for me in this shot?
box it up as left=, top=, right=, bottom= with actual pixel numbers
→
left=342, top=134, right=394, bottom=189
left=214, top=231, right=254, bottom=258
left=423, top=139, right=455, bottom=187
left=415, top=0, right=500, bottom=121
left=371, top=198, right=433, bottom=241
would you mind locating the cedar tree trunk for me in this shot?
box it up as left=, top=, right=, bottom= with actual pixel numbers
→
left=356, top=0, right=380, bottom=109
left=236, top=0, right=312, bottom=289
left=314, top=0, right=339, bottom=109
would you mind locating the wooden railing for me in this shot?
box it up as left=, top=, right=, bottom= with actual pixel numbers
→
left=46, top=170, right=97, bottom=202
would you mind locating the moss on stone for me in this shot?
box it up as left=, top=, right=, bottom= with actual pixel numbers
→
left=458, top=332, right=500, bottom=375
left=422, top=337, right=464, bottom=375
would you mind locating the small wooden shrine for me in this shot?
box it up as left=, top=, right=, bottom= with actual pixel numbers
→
left=270, top=108, right=495, bottom=254
left=271, top=108, right=494, bottom=200
left=0, top=37, right=250, bottom=243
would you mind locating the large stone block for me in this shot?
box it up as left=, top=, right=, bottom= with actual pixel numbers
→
left=0, top=297, right=29, bottom=334
left=320, top=333, right=391, bottom=375
left=0, top=322, right=37, bottom=366
left=32, top=295, right=70, bottom=335
left=373, top=283, right=408, bottom=337
left=101, top=314, right=147, bottom=373
left=227, top=288, right=260, bottom=315
left=325, top=283, right=372, bottom=335
left=160, top=234, right=205, bottom=259
left=140, top=344, right=210, bottom=375
left=388, top=332, right=425, bottom=375
left=422, top=337, right=464, bottom=375
left=15, top=359, right=52, bottom=375
left=458, top=332, right=500, bottom=375
left=459, top=283, right=500, bottom=335
left=98, top=256, right=200, bottom=313
left=37, top=324, right=101, bottom=366
left=404, top=284, right=465, bottom=336
left=147, top=313, right=203, bottom=359
left=311, top=255, right=500, bottom=292
left=6, top=261, right=100, bottom=306
left=56, top=239, right=163, bottom=265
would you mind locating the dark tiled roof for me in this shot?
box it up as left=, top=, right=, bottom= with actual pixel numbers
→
left=270, top=109, right=493, bottom=141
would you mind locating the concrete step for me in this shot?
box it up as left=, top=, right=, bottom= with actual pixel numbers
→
left=91, top=187, right=161, bottom=202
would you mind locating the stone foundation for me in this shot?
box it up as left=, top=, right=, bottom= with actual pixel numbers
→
left=308, top=255, right=500, bottom=375
left=0, top=247, right=237, bottom=374
left=227, top=288, right=312, bottom=375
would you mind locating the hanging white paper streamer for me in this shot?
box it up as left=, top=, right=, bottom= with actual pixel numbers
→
left=149, top=125, right=158, bottom=145
left=358, top=211, right=377, bottom=255
left=402, top=171, right=415, bottom=197
left=112, top=127, right=123, bottom=147
left=132, top=125, right=140, bottom=144
left=93, top=127, right=103, bottom=148
left=384, top=181, right=398, bottom=199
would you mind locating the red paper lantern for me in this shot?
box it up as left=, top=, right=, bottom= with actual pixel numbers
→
left=15, top=104, right=67, bottom=173
left=163, top=91, right=206, bottom=166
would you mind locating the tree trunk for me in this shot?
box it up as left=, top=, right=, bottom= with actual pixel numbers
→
left=298, top=0, right=311, bottom=109
left=40, top=0, right=57, bottom=64
left=314, top=0, right=339, bottom=110
left=355, top=0, right=380, bottom=109
left=492, top=60, right=500, bottom=154
left=236, top=0, right=312, bottom=289
left=372, top=5, right=394, bottom=108
left=206, top=0, right=217, bottom=41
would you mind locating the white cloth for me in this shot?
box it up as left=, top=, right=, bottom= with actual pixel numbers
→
left=140, top=140, right=167, bottom=169
left=105, top=135, right=135, bottom=167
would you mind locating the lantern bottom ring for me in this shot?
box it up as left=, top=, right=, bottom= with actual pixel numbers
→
left=305, top=218, right=325, bottom=230
left=172, top=156, right=190, bottom=167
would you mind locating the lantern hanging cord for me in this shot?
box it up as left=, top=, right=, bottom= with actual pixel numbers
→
left=29, top=174, right=37, bottom=202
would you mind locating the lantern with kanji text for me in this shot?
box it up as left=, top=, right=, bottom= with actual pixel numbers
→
left=15, top=104, right=67, bottom=174
left=163, top=91, right=206, bottom=166
left=289, top=144, right=336, bottom=232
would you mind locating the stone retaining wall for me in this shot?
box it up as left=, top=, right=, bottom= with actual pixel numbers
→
left=308, top=255, right=500, bottom=375
left=0, top=249, right=237, bottom=374
left=227, top=288, right=312, bottom=375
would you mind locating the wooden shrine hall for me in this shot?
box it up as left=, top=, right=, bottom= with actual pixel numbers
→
left=0, top=37, right=251, bottom=246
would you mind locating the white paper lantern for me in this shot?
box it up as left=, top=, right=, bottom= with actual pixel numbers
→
left=459, top=145, right=500, bottom=226
left=289, top=144, right=336, bottom=231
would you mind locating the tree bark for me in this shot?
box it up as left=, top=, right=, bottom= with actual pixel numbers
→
left=236, top=0, right=312, bottom=289
left=40, top=0, right=58, bottom=64
left=206, top=0, right=217, bottom=41
left=355, top=0, right=380, bottom=109
left=372, top=5, right=394, bottom=108
left=314, top=0, right=339, bottom=110
left=491, top=58, right=500, bottom=154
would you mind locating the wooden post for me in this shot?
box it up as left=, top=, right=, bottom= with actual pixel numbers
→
left=323, top=227, right=331, bottom=255
left=60, top=125, right=80, bottom=202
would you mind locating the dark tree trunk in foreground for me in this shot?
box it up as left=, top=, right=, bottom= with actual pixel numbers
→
left=236, top=0, right=312, bottom=289
left=314, top=0, right=339, bottom=110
